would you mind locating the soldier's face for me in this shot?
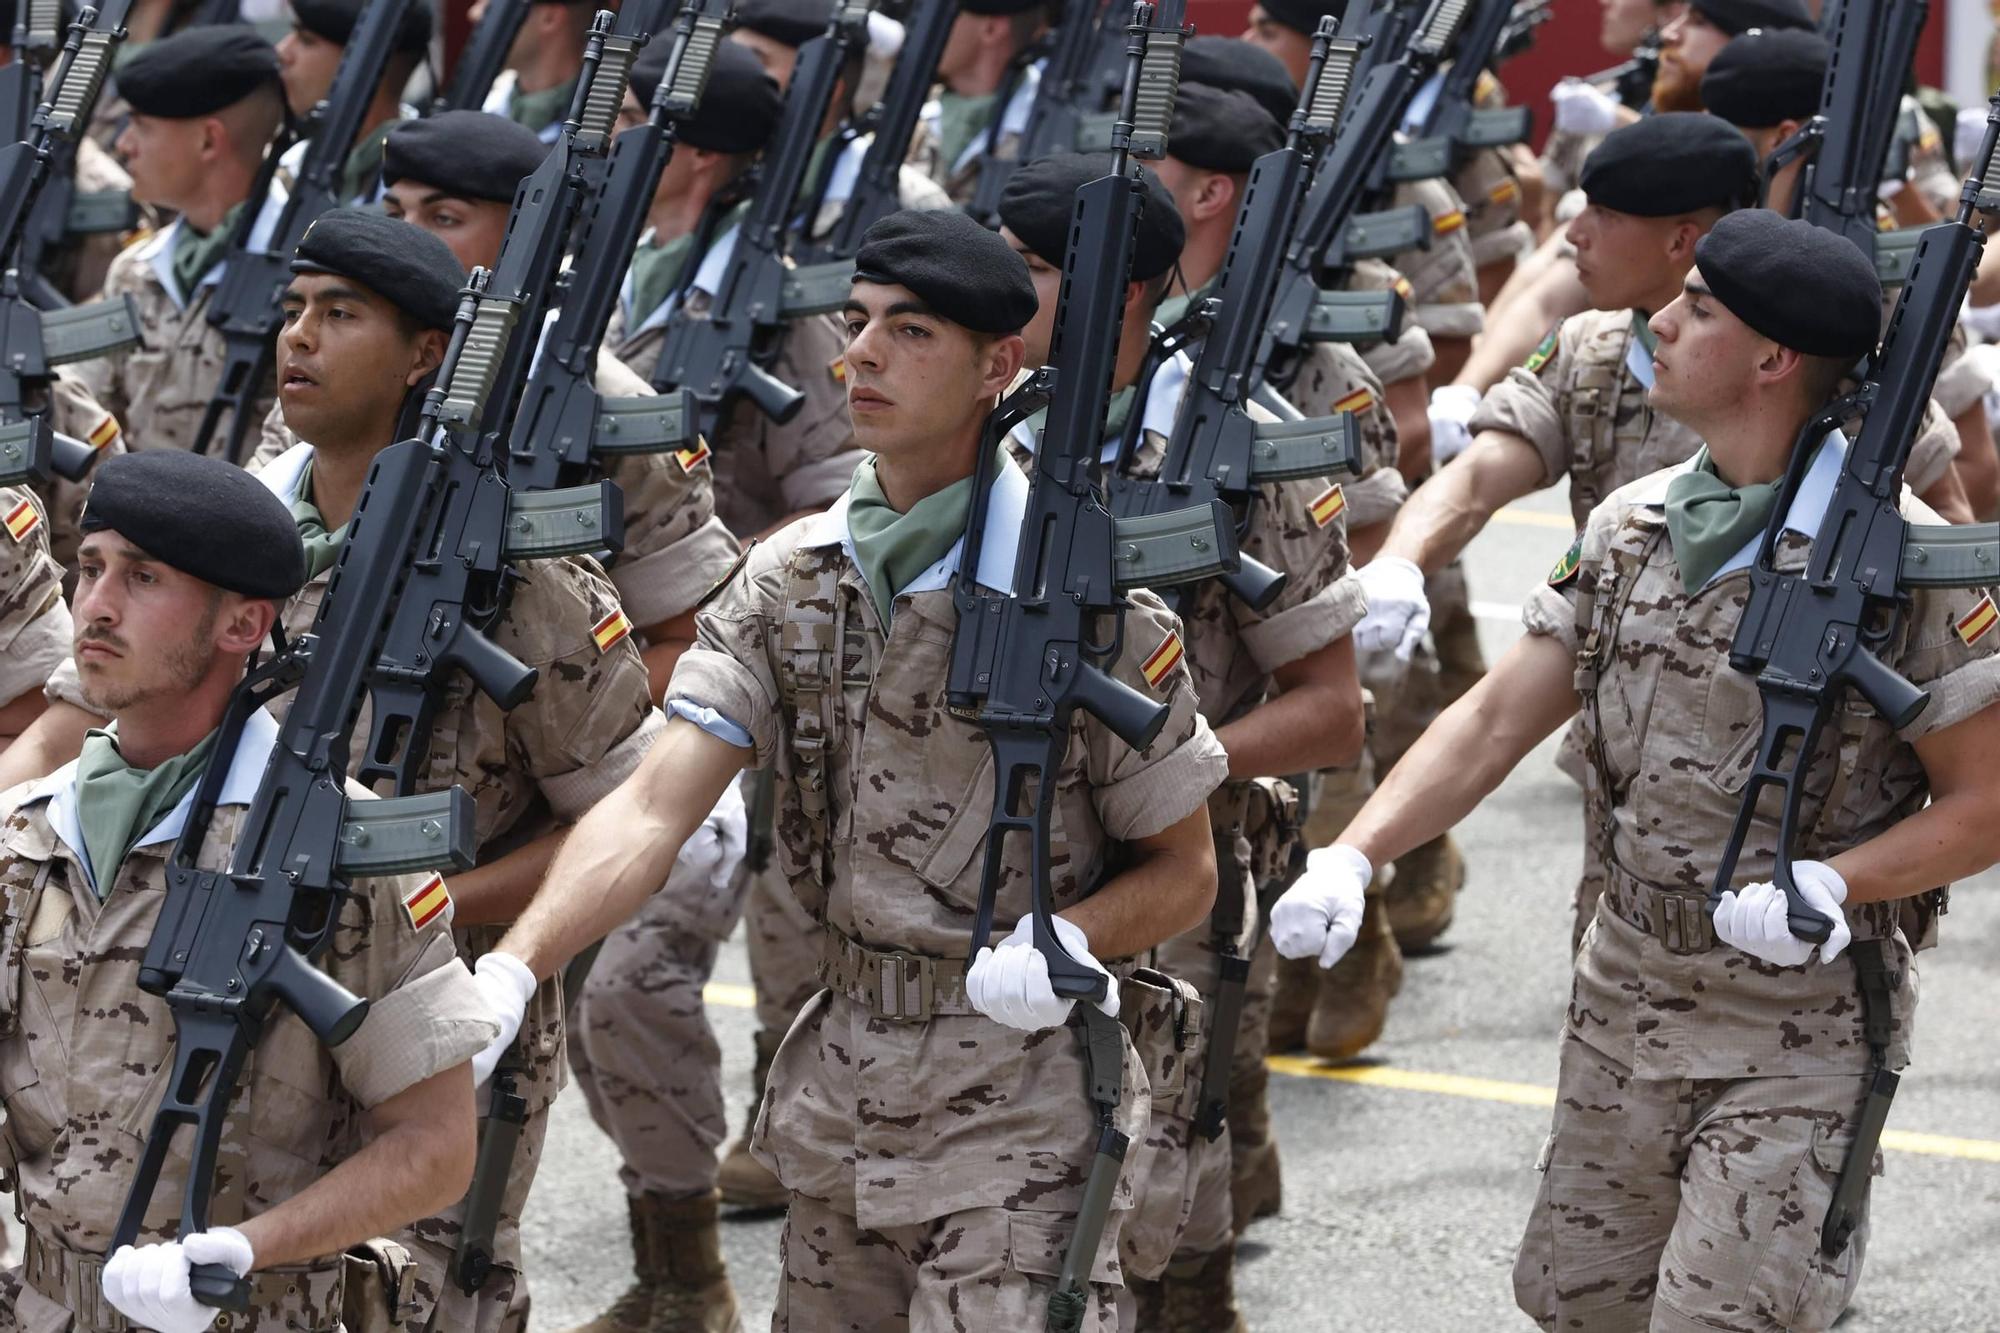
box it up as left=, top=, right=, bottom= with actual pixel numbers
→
left=1646, top=272, right=1761, bottom=424
left=1242, top=8, right=1311, bottom=86
left=278, top=273, right=445, bottom=451
left=72, top=533, right=229, bottom=714
left=839, top=279, right=1021, bottom=460
left=275, top=24, right=342, bottom=119
left=998, top=226, right=1063, bottom=368
left=116, top=114, right=207, bottom=210
left=383, top=183, right=511, bottom=271
left=1654, top=9, right=1729, bottom=112
left=1566, top=203, right=1684, bottom=309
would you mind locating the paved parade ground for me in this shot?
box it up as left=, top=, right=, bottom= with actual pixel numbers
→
left=15, top=484, right=1997, bottom=1330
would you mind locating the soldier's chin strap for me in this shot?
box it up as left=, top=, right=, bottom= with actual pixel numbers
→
left=1821, top=938, right=1899, bottom=1257
left=1045, top=1002, right=1127, bottom=1333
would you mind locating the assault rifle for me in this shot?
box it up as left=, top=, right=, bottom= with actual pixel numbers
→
left=1398, top=0, right=1534, bottom=179
left=647, top=2, right=874, bottom=432
left=191, top=0, right=417, bottom=462
left=434, top=0, right=531, bottom=111
left=0, top=0, right=139, bottom=488
left=965, top=0, right=1105, bottom=225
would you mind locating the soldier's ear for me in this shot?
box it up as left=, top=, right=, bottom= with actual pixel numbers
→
left=980, top=333, right=1026, bottom=398
left=408, top=328, right=448, bottom=386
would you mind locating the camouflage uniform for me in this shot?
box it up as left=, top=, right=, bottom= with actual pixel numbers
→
left=0, top=489, right=71, bottom=712
left=1389, top=174, right=1485, bottom=342
left=43, top=138, right=138, bottom=306
left=1510, top=449, right=2000, bottom=1332
left=0, top=710, right=495, bottom=1333
left=666, top=457, right=1229, bottom=1326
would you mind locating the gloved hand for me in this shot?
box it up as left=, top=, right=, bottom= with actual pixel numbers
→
left=1270, top=845, right=1371, bottom=968
left=1550, top=78, right=1622, bottom=136
left=1958, top=107, right=1991, bottom=180
left=965, top=914, right=1117, bottom=1031
left=1354, top=557, right=1432, bottom=682
left=1711, top=861, right=1851, bottom=967
left=1427, top=383, right=1483, bottom=467
left=469, top=951, right=538, bottom=1086
left=102, top=1227, right=255, bottom=1333
left=682, top=778, right=750, bottom=892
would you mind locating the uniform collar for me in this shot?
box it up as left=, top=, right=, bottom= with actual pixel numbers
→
left=927, top=58, right=1044, bottom=176
left=255, top=440, right=316, bottom=504
left=483, top=72, right=564, bottom=144
left=1635, top=428, right=1850, bottom=585
left=144, top=186, right=290, bottom=310
left=798, top=454, right=1029, bottom=597
left=623, top=221, right=743, bottom=336
left=1007, top=356, right=1187, bottom=465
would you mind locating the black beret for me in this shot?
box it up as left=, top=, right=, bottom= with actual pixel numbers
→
left=1170, top=82, right=1285, bottom=174
left=81, top=452, right=306, bottom=600
left=291, top=208, right=467, bottom=330
left=630, top=31, right=781, bottom=153
left=384, top=111, right=546, bottom=203
left=1693, top=209, right=1881, bottom=358
left=1257, top=0, right=1346, bottom=37
left=118, top=25, right=280, bottom=118
left=853, top=209, right=1037, bottom=334
left=1579, top=113, right=1759, bottom=216
left=291, top=0, right=433, bottom=55
left=1000, top=151, right=1185, bottom=282
left=1687, top=0, right=1815, bottom=36
left=1179, top=34, right=1298, bottom=126
left=733, top=0, right=828, bottom=46
left=1701, top=28, right=1827, bottom=129
left=962, top=0, right=1046, bottom=14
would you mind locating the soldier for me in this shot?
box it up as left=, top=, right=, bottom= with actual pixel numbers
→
left=608, top=38, right=860, bottom=540
left=0, top=488, right=70, bottom=749
left=1000, top=150, right=1369, bottom=1327
left=273, top=0, right=434, bottom=205
left=472, top=208, right=1229, bottom=1328
left=918, top=0, right=1048, bottom=202
left=470, top=0, right=596, bottom=143
left=1277, top=209, right=2000, bottom=1332
left=71, top=25, right=287, bottom=455
left=0, top=449, right=497, bottom=1332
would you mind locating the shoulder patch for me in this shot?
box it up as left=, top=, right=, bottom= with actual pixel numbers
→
left=1524, top=322, right=1563, bottom=376
left=591, top=607, right=634, bottom=653
left=1332, top=387, right=1374, bottom=416
left=403, top=873, right=451, bottom=931
left=1548, top=534, right=1583, bottom=588
left=828, top=354, right=847, bottom=383
left=674, top=439, right=711, bottom=473
left=4, top=496, right=42, bottom=544
left=1140, top=629, right=1185, bottom=691
left=1308, top=483, right=1346, bottom=529
left=88, top=413, right=120, bottom=451
left=1955, top=593, right=1998, bottom=646
left=697, top=541, right=757, bottom=611
left=1432, top=209, right=1467, bottom=236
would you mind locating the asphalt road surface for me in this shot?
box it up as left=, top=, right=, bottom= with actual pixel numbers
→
left=15, top=482, right=1998, bottom=1330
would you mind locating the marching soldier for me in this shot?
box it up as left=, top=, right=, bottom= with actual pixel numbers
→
left=273, top=0, right=434, bottom=205
left=1277, top=209, right=2000, bottom=1333
left=918, top=0, right=1049, bottom=202
left=0, top=450, right=497, bottom=1332
left=470, top=0, right=598, bottom=143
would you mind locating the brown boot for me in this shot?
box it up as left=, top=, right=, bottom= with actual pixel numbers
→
left=716, top=1032, right=786, bottom=1212
left=564, top=1192, right=741, bottom=1333
left=1130, top=1247, right=1248, bottom=1333
left=1267, top=952, right=1317, bottom=1054
left=1304, top=890, right=1403, bottom=1062
left=1384, top=832, right=1465, bottom=953
left=1227, top=1064, right=1281, bottom=1234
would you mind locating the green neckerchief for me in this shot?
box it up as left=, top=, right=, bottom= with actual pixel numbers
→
left=627, top=231, right=701, bottom=330
left=508, top=76, right=576, bottom=134
left=289, top=460, right=349, bottom=581
left=1022, top=385, right=1140, bottom=455
left=341, top=118, right=399, bottom=203
left=935, top=90, right=998, bottom=171
left=1152, top=278, right=1215, bottom=334
left=169, top=203, right=243, bottom=301
left=1663, top=445, right=1791, bottom=591
left=846, top=448, right=1002, bottom=623
left=1630, top=310, right=1658, bottom=357
left=73, top=724, right=219, bottom=896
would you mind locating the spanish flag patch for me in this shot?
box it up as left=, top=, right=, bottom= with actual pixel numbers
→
left=88, top=414, right=119, bottom=451
left=828, top=355, right=847, bottom=383
left=3, top=497, right=39, bottom=543
left=591, top=608, right=633, bottom=653
left=1392, top=275, right=1414, bottom=303
left=1955, top=594, right=1998, bottom=646
left=1140, top=630, right=1185, bottom=690
left=1433, top=209, right=1466, bottom=236
left=674, top=440, right=711, bottom=473
left=1332, top=387, right=1374, bottom=416
left=403, top=874, right=451, bottom=931
left=1309, top=483, right=1346, bottom=529
left=1489, top=178, right=1520, bottom=206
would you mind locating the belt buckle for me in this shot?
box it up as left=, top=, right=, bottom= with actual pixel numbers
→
left=1652, top=890, right=1713, bottom=956
left=872, top=951, right=933, bottom=1022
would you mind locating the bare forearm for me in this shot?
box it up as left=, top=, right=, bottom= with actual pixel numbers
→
left=1830, top=790, right=2000, bottom=906
left=0, top=697, right=99, bottom=791
left=1060, top=808, right=1216, bottom=958
left=1216, top=670, right=1363, bottom=778
left=1378, top=444, right=1517, bottom=576
left=449, top=829, right=570, bottom=927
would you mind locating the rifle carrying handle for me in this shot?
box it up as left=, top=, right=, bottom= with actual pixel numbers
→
left=190, top=1263, right=252, bottom=1311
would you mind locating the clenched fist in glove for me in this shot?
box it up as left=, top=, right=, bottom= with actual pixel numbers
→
left=1550, top=78, right=1623, bottom=136
left=469, top=950, right=538, bottom=1086
left=1427, top=383, right=1482, bottom=467
left=1711, top=861, right=1851, bottom=967
left=1354, top=556, right=1431, bottom=686
left=102, top=1227, right=255, bottom=1333
left=1270, top=845, right=1372, bottom=968
left=966, top=914, right=1118, bottom=1031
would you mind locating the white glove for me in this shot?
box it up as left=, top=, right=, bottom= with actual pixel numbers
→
left=1270, top=845, right=1371, bottom=968
left=1958, top=107, right=1990, bottom=179
left=1427, top=383, right=1482, bottom=467
left=681, top=778, right=749, bottom=893
left=1549, top=78, right=1622, bottom=136
left=965, top=915, right=1117, bottom=1032
left=102, top=1227, right=255, bottom=1333
left=1354, top=556, right=1431, bottom=674
left=866, top=10, right=904, bottom=56
left=469, top=951, right=538, bottom=1086
left=1711, top=861, right=1851, bottom=967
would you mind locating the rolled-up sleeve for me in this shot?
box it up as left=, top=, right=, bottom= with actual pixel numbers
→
left=1088, top=592, right=1230, bottom=840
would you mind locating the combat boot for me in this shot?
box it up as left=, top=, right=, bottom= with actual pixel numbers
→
left=1304, top=888, right=1402, bottom=1062
left=564, top=1191, right=741, bottom=1333
left=1227, top=1063, right=1280, bottom=1233
left=716, top=1031, right=786, bottom=1211
left=1128, top=1247, right=1248, bottom=1333
left=1384, top=832, right=1465, bottom=953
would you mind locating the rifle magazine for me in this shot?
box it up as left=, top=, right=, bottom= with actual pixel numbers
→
left=779, top=260, right=858, bottom=319
left=335, top=787, right=479, bottom=877
left=1339, top=204, right=1434, bottom=260
left=597, top=390, right=697, bottom=453
left=502, top=481, right=624, bottom=559
left=1111, top=499, right=1237, bottom=590
left=1386, top=136, right=1450, bottom=182
left=1303, top=289, right=1404, bottom=344
left=1901, top=522, right=2000, bottom=587
left=39, top=294, right=140, bottom=364
left=1245, top=413, right=1362, bottom=483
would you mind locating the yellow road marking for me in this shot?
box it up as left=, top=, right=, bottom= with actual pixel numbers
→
left=706, top=981, right=758, bottom=1008
left=1495, top=506, right=1576, bottom=530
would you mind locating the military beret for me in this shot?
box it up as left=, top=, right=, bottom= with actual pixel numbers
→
left=1000, top=151, right=1185, bottom=282
left=852, top=209, right=1037, bottom=334
left=1179, top=35, right=1298, bottom=126
left=1579, top=113, right=1759, bottom=216
left=1171, top=82, right=1286, bottom=174
left=118, top=25, right=280, bottom=118
left=1693, top=209, right=1881, bottom=358
left=81, top=452, right=306, bottom=600
left=291, top=208, right=467, bottom=331
left=291, top=0, right=433, bottom=54
left=733, top=0, right=829, bottom=46
left=384, top=111, right=546, bottom=203
left=1256, top=0, right=1346, bottom=37
left=629, top=31, right=781, bottom=153
left=1701, top=28, right=1828, bottom=129
left=961, top=0, right=1047, bottom=14
left=1687, top=0, right=1815, bottom=36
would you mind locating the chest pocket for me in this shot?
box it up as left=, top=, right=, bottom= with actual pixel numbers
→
left=1563, top=357, right=1625, bottom=522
